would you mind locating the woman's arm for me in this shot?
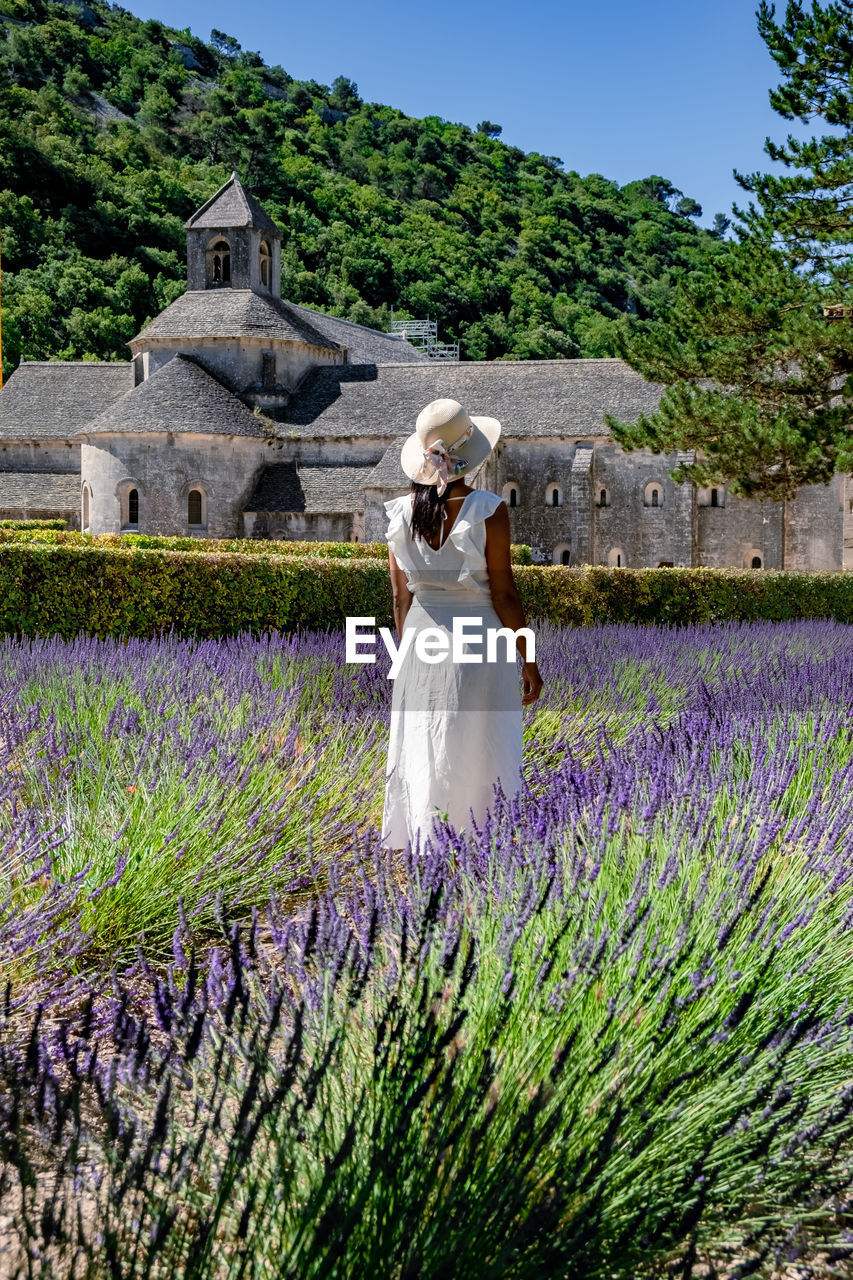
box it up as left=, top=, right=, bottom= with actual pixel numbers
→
left=484, top=502, right=543, bottom=707
left=388, top=548, right=413, bottom=639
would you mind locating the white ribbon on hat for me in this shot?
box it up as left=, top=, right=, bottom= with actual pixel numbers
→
left=418, top=426, right=473, bottom=496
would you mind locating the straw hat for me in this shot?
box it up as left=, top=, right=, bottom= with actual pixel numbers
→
left=400, top=398, right=501, bottom=496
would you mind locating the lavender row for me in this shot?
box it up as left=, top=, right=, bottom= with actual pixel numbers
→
left=0, top=620, right=852, bottom=1275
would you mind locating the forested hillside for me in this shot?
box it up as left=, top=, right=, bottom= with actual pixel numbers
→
left=0, top=0, right=725, bottom=375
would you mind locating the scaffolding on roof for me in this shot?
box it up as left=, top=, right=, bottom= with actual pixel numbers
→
left=389, top=316, right=460, bottom=361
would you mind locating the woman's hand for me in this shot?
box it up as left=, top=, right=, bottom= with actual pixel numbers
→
left=521, top=660, right=543, bottom=706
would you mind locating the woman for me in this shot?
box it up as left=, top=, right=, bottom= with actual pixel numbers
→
left=381, top=397, right=544, bottom=851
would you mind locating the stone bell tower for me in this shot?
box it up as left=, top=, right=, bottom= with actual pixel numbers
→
left=184, top=171, right=282, bottom=298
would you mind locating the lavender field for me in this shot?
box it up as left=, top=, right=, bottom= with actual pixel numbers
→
left=1, top=619, right=853, bottom=1278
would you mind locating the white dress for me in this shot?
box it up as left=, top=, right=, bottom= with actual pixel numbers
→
left=381, top=489, right=524, bottom=850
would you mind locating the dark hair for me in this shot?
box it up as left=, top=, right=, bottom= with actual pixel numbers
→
left=410, top=480, right=466, bottom=544
left=409, top=481, right=446, bottom=544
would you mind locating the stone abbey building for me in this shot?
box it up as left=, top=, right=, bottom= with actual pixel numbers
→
left=0, top=172, right=848, bottom=570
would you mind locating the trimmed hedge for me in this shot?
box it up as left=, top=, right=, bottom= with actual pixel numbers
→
left=2, top=545, right=853, bottom=639
left=0, top=518, right=67, bottom=530
left=0, top=545, right=390, bottom=638
left=512, top=564, right=853, bottom=627
left=0, top=528, right=534, bottom=564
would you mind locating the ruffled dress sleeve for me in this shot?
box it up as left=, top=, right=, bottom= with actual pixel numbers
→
left=384, top=495, right=418, bottom=578
left=446, top=490, right=505, bottom=583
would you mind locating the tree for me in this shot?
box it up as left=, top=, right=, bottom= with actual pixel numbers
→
left=610, top=0, right=853, bottom=501
left=330, top=76, right=361, bottom=112
left=609, top=239, right=853, bottom=499
left=624, top=176, right=682, bottom=207
left=674, top=195, right=702, bottom=218
left=210, top=29, right=241, bottom=60
left=287, top=82, right=313, bottom=114
left=738, top=0, right=853, bottom=278
left=476, top=121, right=502, bottom=138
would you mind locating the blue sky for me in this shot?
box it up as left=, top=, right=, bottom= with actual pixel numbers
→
left=131, top=0, right=813, bottom=230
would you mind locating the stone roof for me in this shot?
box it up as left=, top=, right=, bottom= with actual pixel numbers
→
left=362, top=438, right=410, bottom=489
left=279, top=359, right=665, bottom=439
left=75, top=355, right=271, bottom=438
left=287, top=304, right=429, bottom=365
left=0, top=362, right=131, bottom=441
left=185, top=172, right=281, bottom=236
left=133, top=290, right=340, bottom=351
left=245, top=462, right=375, bottom=513
left=0, top=471, right=79, bottom=508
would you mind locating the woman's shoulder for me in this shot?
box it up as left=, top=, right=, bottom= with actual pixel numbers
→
left=384, top=493, right=412, bottom=516
left=467, top=489, right=506, bottom=518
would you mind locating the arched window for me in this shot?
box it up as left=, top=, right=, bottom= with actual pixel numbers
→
left=261, top=352, right=276, bottom=389
left=209, top=239, right=231, bottom=286
left=188, top=490, right=203, bottom=525
left=607, top=547, right=624, bottom=568
left=502, top=482, right=519, bottom=508
left=751, top=555, right=762, bottom=569
left=82, top=485, right=90, bottom=531
left=259, top=240, right=271, bottom=289
left=651, top=490, right=659, bottom=506
left=644, top=482, right=663, bottom=508
left=118, top=481, right=141, bottom=530
left=710, top=487, right=719, bottom=507
left=553, top=543, right=571, bottom=565
left=598, top=487, right=609, bottom=508
left=698, top=485, right=726, bottom=508
left=545, top=483, right=562, bottom=507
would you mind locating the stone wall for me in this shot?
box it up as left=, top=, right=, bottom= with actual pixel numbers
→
left=268, top=438, right=388, bottom=467
left=57, top=422, right=853, bottom=565
left=691, top=479, right=844, bottom=570
left=186, top=226, right=281, bottom=298
left=242, top=511, right=361, bottom=541
left=81, top=433, right=267, bottom=538
left=480, top=439, right=697, bottom=566
left=140, top=339, right=343, bottom=399
left=694, top=493, right=781, bottom=570
left=363, top=486, right=407, bottom=541
left=465, top=439, right=846, bottom=570
left=842, top=477, right=853, bottom=569
left=570, top=448, right=594, bottom=565
left=0, top=505, right=79, bottom=529
left=481, top=440, right=578, bottom=563
left=0, top=440, right=80, bottom=471
left=783, top=476, right=843, bottom=570
left=592, top=441, right=688, bottom=567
